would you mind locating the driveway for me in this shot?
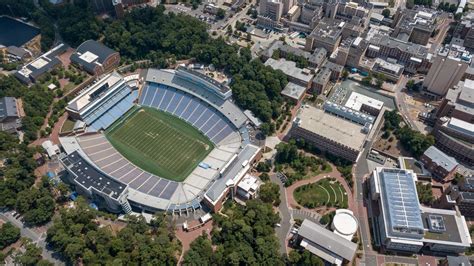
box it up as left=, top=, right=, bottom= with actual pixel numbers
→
left=270, top=173, right=291, bottom=255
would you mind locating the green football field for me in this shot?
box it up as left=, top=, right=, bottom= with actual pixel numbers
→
left=105, top=107, right=214, bottom=182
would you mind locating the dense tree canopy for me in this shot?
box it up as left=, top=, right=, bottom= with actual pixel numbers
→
left=259, top=182, right=281, bottom=206
left=0, top=132, right=41, bottom=211
left=42, top=4, right=288, bottom=131
left=0, top=222, right=20, bottom=249
left=14, top=240, right=52, bottom=266
left=46, top=199, right=180, bottom=264
left=15, top=177, right=55, bottom=226
left=184, top=200, right=283, bottom=265
left=287, top=250, right=324, bottom=266
left=383, top=110, right=434, bottom=158
left=0, top=75, right=54, bottom=141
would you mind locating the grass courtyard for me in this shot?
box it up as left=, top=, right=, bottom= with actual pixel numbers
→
left=105, top=107, right=214, bottom=182
left=293, top=178, right=348, bottom=209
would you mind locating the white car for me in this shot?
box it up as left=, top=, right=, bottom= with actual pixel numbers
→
left=275, top=223, right=281, bottom=227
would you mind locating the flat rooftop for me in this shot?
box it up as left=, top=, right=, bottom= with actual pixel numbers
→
left=345, top=91, right=383, bottom=111
left=61, top=150, right=127, bottom=200
left=421, top=207, right=471, bottom=247
left=281, top=82, right=307, bottom=101
left=264, top=58, right=314, bottom=84
left=67, top=71, right=123, bottom=113
left=295, top=106, right=366, bottom=151
left=423, top=146, right=458, bottom=171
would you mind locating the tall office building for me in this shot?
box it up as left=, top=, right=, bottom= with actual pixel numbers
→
left=423, top=45, right=471, bottom=98
left=282, top=0, right=295, bottom=15
left=259, top=0, right=284, bottom=21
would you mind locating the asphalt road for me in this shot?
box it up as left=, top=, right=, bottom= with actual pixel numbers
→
left=0, top=212, right=64, bottom=265
left=270, top=173, right=292, bottom=255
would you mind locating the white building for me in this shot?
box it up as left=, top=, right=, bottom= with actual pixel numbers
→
left=370, top=167, right=472, bottom=253
left=237, top=174, right=260, bottom=200
left=331, top=209, right=358, bottom=241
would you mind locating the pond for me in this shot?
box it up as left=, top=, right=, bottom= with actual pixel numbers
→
left=0, top=16, right=40, bottom=47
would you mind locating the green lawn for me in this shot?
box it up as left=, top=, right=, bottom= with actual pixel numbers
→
left=293, top=179, right=348, bottom=209
left=60, top=119, right=75, bottom=133
left=105, top=107, right=214, bottom=182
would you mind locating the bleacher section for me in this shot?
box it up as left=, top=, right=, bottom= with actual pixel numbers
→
left=67, top=71, right=137, bottom=132
left=88, top=90, right=137, bottom=131
left=139, top=83, right=235, bottom=144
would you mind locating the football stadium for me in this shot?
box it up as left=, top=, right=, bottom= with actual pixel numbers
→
left=59, top=67, right=261, bottom=215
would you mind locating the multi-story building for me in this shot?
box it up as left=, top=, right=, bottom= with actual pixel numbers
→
left=289, top=104, right=370, bottom=162
left=70, top=40, right=120, bottom=76
left=370, top=167, right=472, bottom=253
left=259, top=0, right=283, bottom=21
left=311, top=67, right=331, bottom=94
left=441, top=180, right=474, bottom=217
left=346, top=37, right=368, bottom=68
left=391, top=8, right=436, bottom=45
left=0, top=97, right=22, bottom=134
left=366, top=34, right=431, bottom=74
left=436, top=79, right=474, bottom=123
left=264, top=58, right=314, bottom=88
left=371, top=58, right=404, bottom=82
left=432, top=79, right=474, bottom=166
left=14, top=43, right=69, bottom=84
left=324, top=61, right=343, bottom=80
left=262, top=41, right=327, bottom=68
left=422, top=45, right=471, bottom=98
left=305, top=18, right=343, bottom=53
left=420, top=146, right=458, bottom=180
left=433, top=117, right=474, bottom=167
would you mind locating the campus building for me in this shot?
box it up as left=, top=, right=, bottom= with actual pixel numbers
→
left=14, top=43, right=69, bottom=84
left=420, top=146, right=458, bottom=180
left=432, top=80, right=474, bottom=167
left=423, top=45, right=472, bottom=98
left=295, top=219, right=358, bottom=265
left=70, top=40, right=120, bottom=76
left=289, top=104, right=370, bottom=162
left=370, top=167, right=472, bottom=253
left=305, top=18, right=343, bottom=53
left=264, top=58, right=314, bottom=88
left=0, top=97, right=22, bottom=134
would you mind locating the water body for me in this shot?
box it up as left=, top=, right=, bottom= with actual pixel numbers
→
left=0, top=16, right=40, bottom=47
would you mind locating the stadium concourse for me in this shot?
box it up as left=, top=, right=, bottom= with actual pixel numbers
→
left=59, top=68, right=261, bottom=215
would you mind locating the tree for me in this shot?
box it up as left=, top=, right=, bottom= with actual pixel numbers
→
left=259, top=182, right=281, bottom=206
left=0, top=222, right=20, bottom=249
left=342, top=69, right=349, bottom=79
left=406, top=79, right=416, bottom=90
left=320, top=211, right=335, bottom=225
left=416, top=183, right=435, bottom=205
left=14, top=240, right=51, bottom=266
left=209, top=200, right=283, bottom=265
left=183, top=234, right=215, bottom=265
left=375, top=73, right=386, bottom=88
left=287, top=250, right=324, bottom=266
left=382, top=8, right=391, bottom=18
left=216, top=8, right=226, bottom=20
left=46, top=199, right=180, bottom=264
left=362, top=73, right=373, bottom=86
